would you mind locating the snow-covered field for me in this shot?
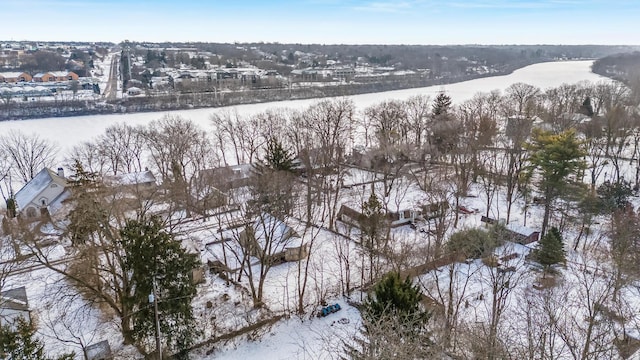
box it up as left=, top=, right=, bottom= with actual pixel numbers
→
left=0, top=60, right=609, bottom=159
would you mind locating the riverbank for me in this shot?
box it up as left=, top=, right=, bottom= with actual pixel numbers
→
left=0, top=60, right=545, bottom=121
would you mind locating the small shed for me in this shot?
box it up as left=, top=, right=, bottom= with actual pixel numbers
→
left=86, top=340, right=113, bottom=360
left=505, top=223, right=540, bottom=245
left=336, top=204, right=365, bottom=228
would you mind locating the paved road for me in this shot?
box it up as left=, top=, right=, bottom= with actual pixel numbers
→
left=103, top=53, right=119, bottom=100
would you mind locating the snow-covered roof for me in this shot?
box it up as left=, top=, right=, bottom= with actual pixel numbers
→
left=506, top=222, right=538, bottom=236
left=199, top=164, right=254, bottom=187
left=48, top=189, right=71, bottom=214
left=0, top=72, right=25, bottom=78
left=49, top=71, right=72, bottom=77
left=251, top=213, right=302, bottom=252
left=104, top=170, right=156, bottom=187
left=15, top=168, right=67, bottom=210
left=0, top=286, right=29, bottom=311
left=86, top=340, right=112, bottom=360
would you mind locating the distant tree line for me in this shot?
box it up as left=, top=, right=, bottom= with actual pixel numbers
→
left=592, top=51, right=640, bottom=102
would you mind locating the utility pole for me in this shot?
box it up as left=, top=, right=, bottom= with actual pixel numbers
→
left=150, top=277, right=162, bottom=360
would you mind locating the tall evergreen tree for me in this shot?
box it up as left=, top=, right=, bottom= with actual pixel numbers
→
left=360, top=191, right=384, bottom=247
left=580, top=96, right=595, bottom=117
left=65, top=159, right=107, bottom=245
left=120, top=215, right=200, bottom=358
left=360, top=191, right=388, bottom=282
left=527, top=129, right=587, bottom=235
left=597, top=180, right=632, bottom=213
left=532, top=226, right=565, bottom=275
left=261, top=136, right=295, bottom=173
left=430, top=92, right=458, bottom=155
left=5, top=197, right=16, bottom=218
left=364, top=271, right=427, bottom=322
left=344, top=272, right=432, bottom=359
left=432, top=92, right=452, bottom=117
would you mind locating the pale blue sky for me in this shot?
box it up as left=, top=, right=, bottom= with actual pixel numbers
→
left=2, top=0, right=639, bottom=44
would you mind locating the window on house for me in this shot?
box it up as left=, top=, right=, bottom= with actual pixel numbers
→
left=51, top=184, right=58, bottom=188
left=41, top=199, right=46, bottom=206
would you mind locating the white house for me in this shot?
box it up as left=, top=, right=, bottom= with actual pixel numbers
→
left=0, top=286, right=30, bottom=329
left=14, top=167, right=69, bottom=219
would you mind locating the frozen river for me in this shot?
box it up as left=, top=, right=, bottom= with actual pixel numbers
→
left=0, top=60, right=609, bottom=157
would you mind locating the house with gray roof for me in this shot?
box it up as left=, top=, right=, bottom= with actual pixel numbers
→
left=14, top=167, right=69, bottom=219
left=103, top=170, right=156, bottom=191
left=240, top=213, right=308, bottom=262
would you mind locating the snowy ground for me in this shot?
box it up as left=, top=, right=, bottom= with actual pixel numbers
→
left=4, top=156, right=640, bottom=358
left=1, top=60, right=632, bottom=359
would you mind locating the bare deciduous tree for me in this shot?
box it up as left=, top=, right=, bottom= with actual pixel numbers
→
left=0, top=130, right=58, bottom=184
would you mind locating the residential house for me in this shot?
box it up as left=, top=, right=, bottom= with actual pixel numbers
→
left=32, top=72, right=56, bottom=82
left=50, top=71, right=79, bottom=82
left=386, top=208, right=421, bottom=227
left=14, top=167, right=69, bottom=219
left=0, top=287, right=30, bottom=329
left=240, top=214, right=308, bottom=262
left=216, top=69, right=239, bottom=80
left=198, top=164, right=254, bottom=192
left=0, top=71, right=32, bottom=83
left=103, top=170, right=156, bottom=192
left=616, top=332, right=640, bottom=360
left=337, top=203, right=421, bottom=229
left=177, top=72, right=195, bottom=80
left=336, top=204, right=365, bottom=228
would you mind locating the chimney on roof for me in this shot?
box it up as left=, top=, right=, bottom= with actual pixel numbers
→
left=57, top=167, right=64, bottom=178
